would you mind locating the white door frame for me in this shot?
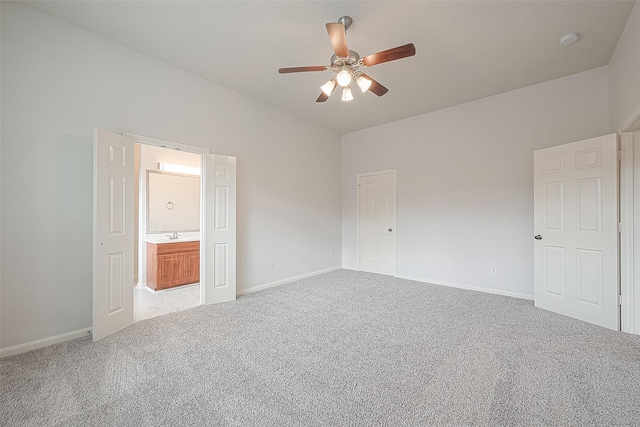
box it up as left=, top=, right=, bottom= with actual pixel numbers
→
left=121, top=132, right=236, bottom=309
left=124, top=133, right=210, bottom=156
left=618, top=111, right=640, bottom=335
left=619, top=132, right=634, bottom=333
left=356, top=169, right=397, bottom=274
left=124, top=132, right=207, bottom=297
left=619, top=111, right=640, bottom=335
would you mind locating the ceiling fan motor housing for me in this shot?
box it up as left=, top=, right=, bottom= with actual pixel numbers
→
left=331, top=50, right=360, bottom=66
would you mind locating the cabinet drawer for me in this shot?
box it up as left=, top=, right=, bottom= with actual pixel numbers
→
left=156, top=241, right=199, bottom=255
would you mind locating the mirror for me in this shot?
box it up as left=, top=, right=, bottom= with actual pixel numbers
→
left=147, top=171, right=200, bottom=233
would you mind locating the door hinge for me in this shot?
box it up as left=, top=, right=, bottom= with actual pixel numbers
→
left=618, top=222, right=625, bottom=232
left=618, top=150, right=625, bottom=160
left=619, top=295, right=623, bottom=306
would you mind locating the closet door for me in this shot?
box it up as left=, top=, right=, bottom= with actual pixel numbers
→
left=358, top=170, right=397, bottom=276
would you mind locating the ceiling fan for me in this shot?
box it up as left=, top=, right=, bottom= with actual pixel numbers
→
left=278, top=16, right=416, bottom=103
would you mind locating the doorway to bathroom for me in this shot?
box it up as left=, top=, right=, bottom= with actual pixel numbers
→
left=133, top=143, right=202, bottom=322
left=93, top=129, right=237, bottom=340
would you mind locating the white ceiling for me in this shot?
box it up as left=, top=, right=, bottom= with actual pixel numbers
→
left=19, top=1, right=636, bottom=135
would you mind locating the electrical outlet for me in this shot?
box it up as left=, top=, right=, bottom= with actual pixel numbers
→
left=491, top=266, right=497, bottom=275
left=270, top=262, right=275, bottom=270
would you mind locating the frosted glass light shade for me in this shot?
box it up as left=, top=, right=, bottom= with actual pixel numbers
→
left=341, top=86, right=353, bottom=102
left=337, top=70, right=352, bottom=87
left=356, top=75, right=372, bottom=93
left=320, top=79, right=336, bottom=96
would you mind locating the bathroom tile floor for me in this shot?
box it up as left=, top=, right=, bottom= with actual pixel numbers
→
left=134, top=283, right=200, bottom=322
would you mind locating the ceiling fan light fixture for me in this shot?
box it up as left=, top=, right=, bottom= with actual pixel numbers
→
left=356, top=75, right=372, bottom=93
left=337, top=69, right=352, bottom=87
left=320, top=78, right=337, bottom=96
left=341, top=86, right=353, bottom=102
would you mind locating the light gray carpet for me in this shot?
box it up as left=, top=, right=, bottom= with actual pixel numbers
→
left=2, top=270, right=640, bottom=426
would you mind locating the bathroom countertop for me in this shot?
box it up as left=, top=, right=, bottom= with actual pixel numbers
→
left=144, top=235, right=200, bottom=244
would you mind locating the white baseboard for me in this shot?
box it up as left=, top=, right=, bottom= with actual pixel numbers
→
left=0, top=328, right=92, bottom=358
left=393, top=274, right=534, bottom=300
left=237, top=266, right=342, bottom=296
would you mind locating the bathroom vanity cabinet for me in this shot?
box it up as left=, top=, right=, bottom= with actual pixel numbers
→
left=146, top=241, right=200, bottom=291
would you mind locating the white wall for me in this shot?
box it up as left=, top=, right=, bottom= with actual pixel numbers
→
left=342, top=67, right=610, bottom=298
left=609, top=0, right=640, bottom=131
left=0, top=4, right=342, bottom=350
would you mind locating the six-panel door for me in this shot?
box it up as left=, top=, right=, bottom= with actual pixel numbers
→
left=358, top=170, right=397, bottom=276
left=533, top=134, right=618, bottom=330
left=93, top=129, right=135, bottom=341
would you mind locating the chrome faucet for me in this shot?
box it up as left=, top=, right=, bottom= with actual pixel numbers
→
left=167, top=232, right=180, bottom=240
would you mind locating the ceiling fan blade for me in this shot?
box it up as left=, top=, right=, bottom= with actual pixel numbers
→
left=362, top=43, right=416, bottom=67
left=360, top=73, right=389, bottom=97
left=278, top=66, right=327, bottom=74
left=326, top=22, right=349, bottom=58
left=316, top=92, right=330, bottom=103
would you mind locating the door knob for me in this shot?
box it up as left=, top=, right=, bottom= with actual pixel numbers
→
left=534, top=235, right=542, bottom=240
left=388, top=228, right=393, bottom=232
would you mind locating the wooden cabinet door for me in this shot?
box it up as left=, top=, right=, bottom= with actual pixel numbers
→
left=184, top=251, right=200, bottom=284
left=157, top=253, right=184, bottom=290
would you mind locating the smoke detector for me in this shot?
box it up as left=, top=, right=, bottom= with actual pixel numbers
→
left=559, top=33, right=578, bottom=46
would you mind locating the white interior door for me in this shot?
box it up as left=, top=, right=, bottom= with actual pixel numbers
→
left=201, top=154, right=237, bottom=304
left=534, top=134, right=618, bottom=330
left=93, top=129, right=135, bottom=340
left=358, top=170, right=397, bottom=276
